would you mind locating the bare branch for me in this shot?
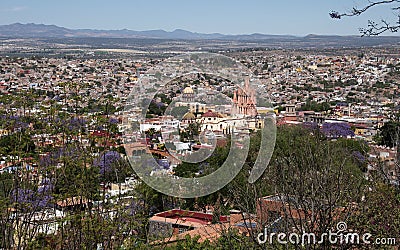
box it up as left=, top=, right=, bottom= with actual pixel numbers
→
left=331, top=0, right=400, bottom=18
left=330, top=0, right=400, bottom=35
left=360, top=18, right=400, bottom=36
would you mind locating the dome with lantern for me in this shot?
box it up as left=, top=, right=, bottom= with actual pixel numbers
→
left=182, top=86, right=194, bottom=102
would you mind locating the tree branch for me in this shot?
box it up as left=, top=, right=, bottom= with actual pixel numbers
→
left=331, top=0, right=400, bottom=18
left=330, top=0, right=400, bottom=35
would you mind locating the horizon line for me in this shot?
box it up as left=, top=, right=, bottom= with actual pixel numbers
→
left=1, top=22, right=387, bottom=38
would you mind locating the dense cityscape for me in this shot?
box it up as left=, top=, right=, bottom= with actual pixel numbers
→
left=1, top=1, right=400, bottom=248
left=0, top=39, right=399, bottom=248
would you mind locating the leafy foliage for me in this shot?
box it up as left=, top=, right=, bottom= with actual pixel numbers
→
left=377, top=121, right=400, bottom=147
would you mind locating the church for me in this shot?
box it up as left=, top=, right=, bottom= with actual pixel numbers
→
left=232, top=77, right=257, bottom=117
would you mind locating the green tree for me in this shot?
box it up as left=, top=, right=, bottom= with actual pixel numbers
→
left=377, top=121, right=400, bottom=148
left=348, top=183, right=400, bottom=242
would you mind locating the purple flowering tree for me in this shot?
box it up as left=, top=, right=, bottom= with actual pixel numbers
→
left=0, top=115, right=29, bottom=132
left=109, top=118, right=119, bottom=124
left=10, top=187, right=52, bottom=211
left=108, top=117, right=120, bottom=134
left=352, top=150, right=368, bottom=172
left=302, top=122, right=320, bottom=132
left=94, top=151, right=121, bottom=175
left=38, top=178, right=54, bottom=194
left=67, top=117, right=87, bottom=134
left=352, top=151, right=367, bottom=163
left=322, top=122, right=355, bottom=138
left=39, top=146, right=81, bottom=168
left=126, top=200, right=142, bottom=216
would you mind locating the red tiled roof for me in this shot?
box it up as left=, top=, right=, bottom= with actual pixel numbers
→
left=153, top=209, right=229, bottom=224
left=201, top=110, right=222, bottom=118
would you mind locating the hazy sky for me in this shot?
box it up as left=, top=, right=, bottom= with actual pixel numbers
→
left=0, top=0, right=399, bottom=36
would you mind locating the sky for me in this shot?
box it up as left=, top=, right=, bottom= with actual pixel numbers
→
left=0, top=0, right=399, bottom=36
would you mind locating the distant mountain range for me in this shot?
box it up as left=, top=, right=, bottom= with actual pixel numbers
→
left=0, top=23, right=305, bottom=40
left=1, top=23, right=400, bottom=47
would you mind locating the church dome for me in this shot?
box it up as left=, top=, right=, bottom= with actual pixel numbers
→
left=182, top=112, right=196, bottom=120
left=183, top=86, right=194, bottom=94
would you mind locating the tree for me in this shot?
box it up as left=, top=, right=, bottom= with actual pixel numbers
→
left=377, top=121, right=400, bottom=148
left=322, top=122, right=355, bottom=139
left=170, top=106, right=189, bottom=119
left=94, top=151, right=121, bottom=177
left=221, top=126, right=367, bottom=249
left=330, top=0, right=400, bottom=35
left=300, top=100, right=330, bottom=112
left=348, top=183, right=400, bottom=242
